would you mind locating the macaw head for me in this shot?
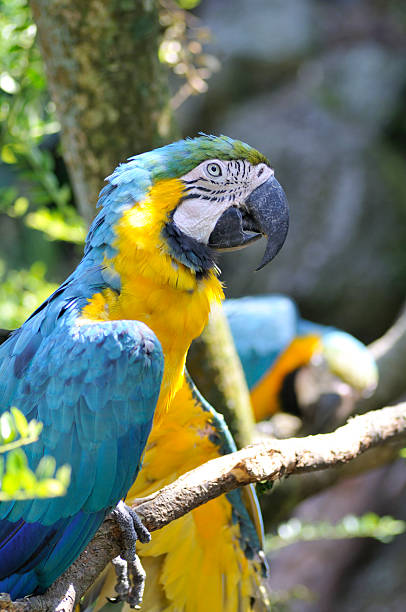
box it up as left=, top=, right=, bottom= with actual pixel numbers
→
left=91, top=135, right=289, bottom=279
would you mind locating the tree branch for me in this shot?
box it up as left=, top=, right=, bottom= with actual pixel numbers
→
left=259, top=435, right=405, bottom=531
left=187, top=304, right=255, bottom=447
left=357, top=304, right=406, bottom=413
left=2, top=403, right=405, bottom=612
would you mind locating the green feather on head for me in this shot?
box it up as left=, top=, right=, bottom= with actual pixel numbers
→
left=136, top=134, right=271, bottom=181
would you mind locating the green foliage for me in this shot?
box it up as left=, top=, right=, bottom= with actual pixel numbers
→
left=265, top=513, right=406, bottom=553
left=0, top=0, right=68, bottom=209
left=25, top=206, right=86, bottom=244
left=0, top=0, right=215, bottom=333
left=0, top=258, right=57, bottom=328
left=175, top=0, right=201, bottom=9
left=0, top=407, right=71, bottom=501
left=159, top=0, right=219, bottom=109
left=269, top=585, right=315, bottom=612
left=0, top=405, right=42, bottom=450
left=0, top=0, right=83, bottom=331
left=0, top=0, right=49, bottom=140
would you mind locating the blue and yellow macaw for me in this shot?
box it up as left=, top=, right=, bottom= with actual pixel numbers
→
left=224, top=294, right=378, bottom=421
left=83, top=376, right=269, bottom=612
left=0, top=135, right=289, bottom=600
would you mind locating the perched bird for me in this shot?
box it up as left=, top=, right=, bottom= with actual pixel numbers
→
left=83, top=376, right=269, bottom=612
left=224, top=294, right=378, bottom=422
left=0, top=135, right=289, bottom=600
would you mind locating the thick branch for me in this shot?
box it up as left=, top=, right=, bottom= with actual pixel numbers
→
left=30, top=0, right=179, bottom=222
left=357, top=305, right=406, bottom=413
left=187, top=304, right=255, bottom=447
left=4, top=403, right=406, bottom=612
left=134, top=404, right=406, bottom=528
left=260, top=436, right=405, bottom=530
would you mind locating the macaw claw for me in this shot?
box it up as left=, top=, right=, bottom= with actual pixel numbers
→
left=108, top=501, right=150, bottom=608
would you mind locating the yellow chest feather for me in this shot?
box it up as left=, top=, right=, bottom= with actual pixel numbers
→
left=81, top=178, right=224, bottom=418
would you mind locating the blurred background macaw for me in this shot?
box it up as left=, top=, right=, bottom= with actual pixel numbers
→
left=224, top=295, right=378, bottom=431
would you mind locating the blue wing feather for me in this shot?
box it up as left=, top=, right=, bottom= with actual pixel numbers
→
left=0, top=300, right=164, bottom=597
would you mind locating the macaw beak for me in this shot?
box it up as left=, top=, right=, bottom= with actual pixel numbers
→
left=208, top=175, right=289, bottom=270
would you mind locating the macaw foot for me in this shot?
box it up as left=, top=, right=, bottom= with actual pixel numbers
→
left=108, top=501, right=150, bottom=608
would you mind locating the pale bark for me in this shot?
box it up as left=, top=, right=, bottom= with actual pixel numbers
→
left=357, top=304, right=406, bottom=413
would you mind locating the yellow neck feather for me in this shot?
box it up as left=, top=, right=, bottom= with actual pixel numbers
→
left=81, top=178, right=224, bottom=418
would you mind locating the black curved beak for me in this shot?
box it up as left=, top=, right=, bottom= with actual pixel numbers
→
left=208, top=175, right=289, bottom=270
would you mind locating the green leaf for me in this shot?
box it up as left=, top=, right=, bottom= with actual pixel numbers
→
left=0, top=412, right=16, bottom=444
left=25, top=207, right=86, bottom=244
left=36, top=478, right=65, bottom=498
left=35, top=455, right=56, bottom=480
left=56, top=464, right=72, bottom=489
left=6, top=447, right=27, bottom=474
left=17, top=465, right=37, bottom=492
left=0, top=258, right=58, bottom=329
left=1, top=144, right=18, bottom=164
left=1, top=472, right=21, bottom=495
left=27, top=419, right=43, bottom=439
left=176, top=0, right=201, bottom=8
left=10, top=407, right=29, bottom=438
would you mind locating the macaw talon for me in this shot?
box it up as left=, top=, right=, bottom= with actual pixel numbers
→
left=112, top=500, right=151, bottom=546
left=127, top=552, right=147, bottom=609
left=109, top=501, right=150, bottom=608
left=107, top=555, right=146, bottom=609
left=107, top=556, right=130, bottom=604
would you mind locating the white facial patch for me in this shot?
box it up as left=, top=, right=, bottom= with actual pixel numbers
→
left=173, top=159, right=273, bottom=244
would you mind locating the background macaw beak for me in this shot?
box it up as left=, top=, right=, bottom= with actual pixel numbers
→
left=208, top=175, right=289, bottom=270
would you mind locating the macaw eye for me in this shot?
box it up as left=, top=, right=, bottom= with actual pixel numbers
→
left=206, top=162, right=222, bottom=178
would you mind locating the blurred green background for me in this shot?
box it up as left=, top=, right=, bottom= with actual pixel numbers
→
left=0, top=0, right=84, bottom=328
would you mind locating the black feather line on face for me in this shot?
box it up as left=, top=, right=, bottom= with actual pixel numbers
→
left=162, top=216, right=217, bottom=279
left=279, top=368, right=301, bottom=416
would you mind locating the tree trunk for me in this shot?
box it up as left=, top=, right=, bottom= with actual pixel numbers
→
left=30, top=0, right=253, bottom=445
left=357, top=304, right=406, bottom=414
left=30, top=0, right=178, bottom=223
left=187, top=304, right=255, bottom=447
